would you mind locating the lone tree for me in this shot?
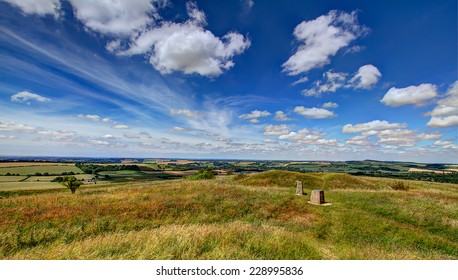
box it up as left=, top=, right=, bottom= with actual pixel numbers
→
left=61, top=175, right=82, bottom=194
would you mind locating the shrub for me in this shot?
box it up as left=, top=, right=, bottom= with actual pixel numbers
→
left=186, top=168, right=216, bottom=180
left=390, top=181, right=409, bottom=190
left=60, top=176, right=82, bottom=194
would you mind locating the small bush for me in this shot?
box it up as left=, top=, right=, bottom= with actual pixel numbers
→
left=390, top=181, right=409, bottom=190
left=60, top=176, right=82, bottom=194
left=186, top=168, right=216, bottom=180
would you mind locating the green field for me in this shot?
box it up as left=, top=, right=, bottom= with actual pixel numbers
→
left=98, top=170, right=179, bottom=182
left=0, top=165, right=82, bottom=175
left=0, top=166, right=174, bottom=192
left=1, top=170, right=457, bottom=259
left=0, top=181, right=67, bottom=192
left=24, top=175, right=94, bottom=182
left=0, top=174, right=95, bottom=192
left=0, top=176, right=28, bottom=182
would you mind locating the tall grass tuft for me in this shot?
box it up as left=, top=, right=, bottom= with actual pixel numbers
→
left=390, top=181, right=409, bottom=190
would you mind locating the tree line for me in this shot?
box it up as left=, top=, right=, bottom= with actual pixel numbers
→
left=75, top=163, right=140, bottom=174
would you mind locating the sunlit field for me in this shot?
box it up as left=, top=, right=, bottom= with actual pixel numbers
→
left=1, top=171, right=457, bottom=260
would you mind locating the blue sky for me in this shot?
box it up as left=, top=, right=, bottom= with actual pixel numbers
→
left=0, top=0, right=457, bottom=162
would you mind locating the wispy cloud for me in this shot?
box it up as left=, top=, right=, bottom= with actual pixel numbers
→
left=2, top=0, right=61, bottom=18
left=170, top=109, right=202, bottom=118
left=0, top=26, right=192, bottom=124
left=302, top=65, right=381, bottom=97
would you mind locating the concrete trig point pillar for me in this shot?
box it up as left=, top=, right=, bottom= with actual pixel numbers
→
left=309, top=189, right=325, bottom=205
left=296, top=180, right=303, bottom=195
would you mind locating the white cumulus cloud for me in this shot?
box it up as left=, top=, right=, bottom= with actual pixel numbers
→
left=349, top=64, right=381, bottom=89
left=78, top=114, right=101, bottom=122
left=433, top=140, right=458, bottom=150
left=11, top=91, right=51, bottom=103
left=346, top=135, right=372, bottom=146
left=101, top=134, right=116, bottom=139
left=37, top=129, right=77, bottom=140
left=341, top=120, right=440, bottom=148
left=263, top=139, right=278, bottom=144
left=282, top=10, right=368, bottom=76
left=113, top=124, right=129, bottom=129
left=115, top=2, right=250, bottom=77
left=342, top=120, right=407, bottom=133
left=263, top=124, right=289, bottom=136
left=0, top=120, right=35, bottom=132
left=416, top=133, right=442, bottom=140
left=426, top=81, right=458, bottom=128
left=322, top=102, right=338, bottom=108
left=69, top=0, right=164, bottom=35
left=274, top=111, right=290, bottom=121
left=381, top=83, right=437, bottom=107
left=88, top=139, right=111, bottom=146
left=278, top=128, right=337, bottom=146
left=302, top=64, right=381, bottom=97
left=172, top=126, right=187, bottom=131
left=239, top=110, right=271, bottom=123
left=293, top=106, right=335, bottom=119
left=427, top=116, right=458, bottom=128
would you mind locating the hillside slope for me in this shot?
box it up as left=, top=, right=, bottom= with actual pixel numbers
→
left=1, top=171, right=457, bottom=259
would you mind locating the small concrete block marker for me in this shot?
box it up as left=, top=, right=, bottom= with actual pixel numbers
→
left=308, top=189, right=331, bottom=206
left=296, top=180, right=303, bottom=195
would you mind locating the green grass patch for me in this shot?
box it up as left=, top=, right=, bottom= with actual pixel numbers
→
left=0, top=176, right=27, bottom=182
left=98, top=170, right=178, bottom=182
left=236, top=170, right=323, bottom=189
left=236, top=170, right=384, bottom=190
left=0, top=181, right=66, bottom=192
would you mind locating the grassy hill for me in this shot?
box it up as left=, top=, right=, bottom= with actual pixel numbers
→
left=0, top=171, right=457, bottom=259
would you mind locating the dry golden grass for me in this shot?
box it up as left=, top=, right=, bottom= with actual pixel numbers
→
left=6, top=222, right=322, bottom=260
left=1, top=172, right=457, bottom=260
left=409, top=168, right=452, bottom=174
